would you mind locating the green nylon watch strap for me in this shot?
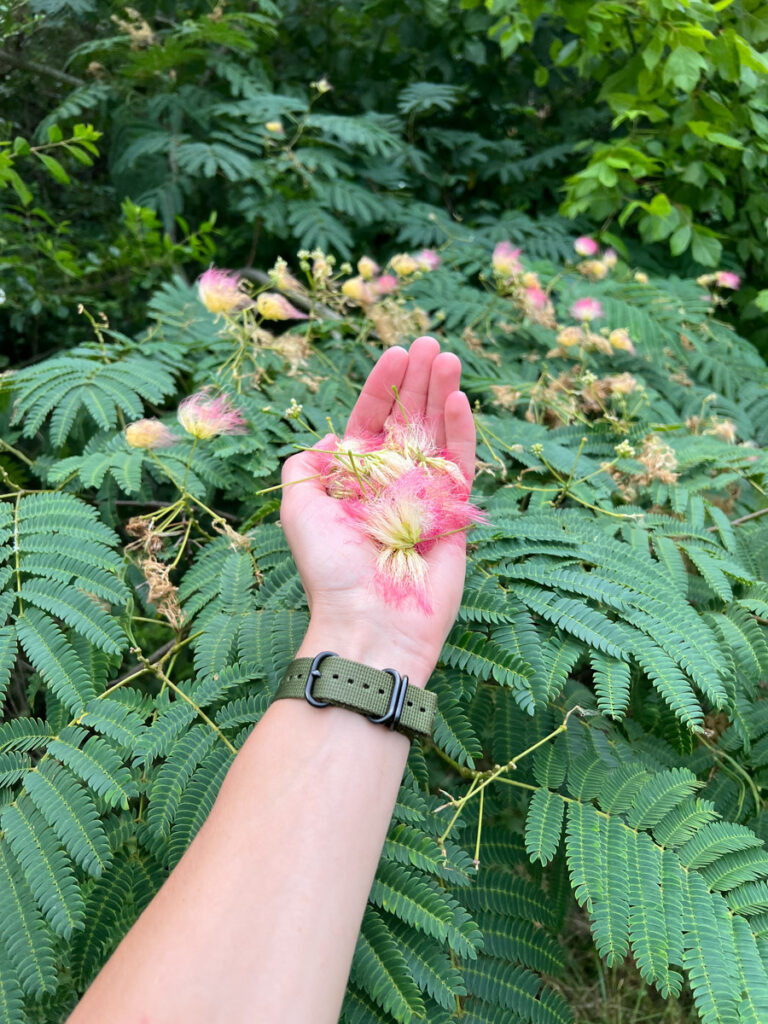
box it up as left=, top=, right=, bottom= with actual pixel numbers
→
left=273, top=655, right=437, bottom=739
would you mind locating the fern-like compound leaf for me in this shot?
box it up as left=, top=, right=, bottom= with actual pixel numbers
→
left=524, top=789, right=564, bottom=866
left=350, top=907, right=426, bottom=1023
left=24, top=760, right=112, bottom=876
left=0, top=845, right=57, bottom=996
left=1, top=797, right=85, bottom=940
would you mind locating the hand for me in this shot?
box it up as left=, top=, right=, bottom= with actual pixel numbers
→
left=279, top=336, right=476, bottom=686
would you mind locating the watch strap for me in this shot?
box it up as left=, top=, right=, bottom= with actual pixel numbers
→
left=273, top=654, right=436, bottom=739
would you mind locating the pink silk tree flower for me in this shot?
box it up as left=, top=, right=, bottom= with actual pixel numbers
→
left=715, top=271, right=740, bottom=290
left=492, top=241, right=522, bottom=278
left=124, top=419, right=178, bottom=449
left=256, top=292, right=309, bottom=321
left=268, top=258, right=302, bottom=292
left=341, top=276, right=377, bottom=306
left=609, top=328, right=636, bottom=354
left=570, top=297, right=603, bottom=322
left=525, top=285, right=548, bottom=311
left=574, top=236, right=599, bottom=257
left=317, top=435, right=386, bottom=499
left=177, top=390, right=247, bottom=440
left=602, top=248, right=618, bottom=269
left=373, top=273, right=399, bottom=295
left=357, top=256, right=380, bottom=280
left=390, top=253, right=419, bottom=277
left=317, top=420, right=485, bottom=612
left=415, top=249, right=441, bottom=271
left=197, top=268, right=253, bottom=315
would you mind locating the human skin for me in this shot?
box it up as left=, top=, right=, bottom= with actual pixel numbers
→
left=67, top=335, right=476, bottom=1024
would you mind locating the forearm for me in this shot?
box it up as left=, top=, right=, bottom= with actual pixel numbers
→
left=69, top=621, right=432, bottom=1024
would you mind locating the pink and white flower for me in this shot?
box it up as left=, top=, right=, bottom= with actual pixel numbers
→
left=357, top=256, right=380, bottom=281
left=609, top=328, right=636, bottom=354
left=256, top=292, right=309, bottom=321
left=574, top=236, right=599, bottom=257
left=317, top=419, right=484, bottom=611
left=197, top=268, right=253, bottom=315
left=373, top=274, right=399, bottom=296
left=715, top=271, right=740, bottom=290
left=124, top=419, right=178, bottom=449
left=177, top=390, right=247, bottom=439
left=524, top=285, right=548, bottom=311
left=390, top=253, right=419, bottom=277
left=492, top=241, right=522, bottom=278
left=342, top=276, right=377, bottom=306
left=557, top=326, right=584, bottom=348
left=570, top=297, right=603, bottom=322
left=415, top=249, right=441, bottom=271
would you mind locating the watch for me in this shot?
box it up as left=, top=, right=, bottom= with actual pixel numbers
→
left=273, top=651, right=437, bottom=740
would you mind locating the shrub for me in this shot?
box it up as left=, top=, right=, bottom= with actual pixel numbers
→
left=0, top=229, right=767, bottom=1022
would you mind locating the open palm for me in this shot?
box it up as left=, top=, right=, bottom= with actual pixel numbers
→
left=280, top=337, right=476, bottom=680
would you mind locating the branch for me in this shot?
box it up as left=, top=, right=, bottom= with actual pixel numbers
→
left=0, top=51, right=85, bottom=87
left=706, top=506, right=768, bottom=532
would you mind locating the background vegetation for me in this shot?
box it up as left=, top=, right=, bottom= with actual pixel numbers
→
left=1, top=1, right=768, bottom=1022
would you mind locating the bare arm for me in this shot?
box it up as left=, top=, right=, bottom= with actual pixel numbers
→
left=68, top=337, right=476, bottom=1024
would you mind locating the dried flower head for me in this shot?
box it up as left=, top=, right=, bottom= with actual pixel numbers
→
left=636, top=434, right=678, bottom=485
left=124, top=418, right=178, bottom=449
left=177, top=389, right=247, bottom=439
left=704, top=418, right=738, bottom=443
left=256, top=292, right=309, bottom=321
left=197, top=268, right=253, bottom=315
left=557, top=326, right=584, bottom=348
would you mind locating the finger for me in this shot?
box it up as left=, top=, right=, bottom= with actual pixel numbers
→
left=280, top=433, right=336, bottom=515
left=426, top=351, right=462, bottom=448
left=345, top=346, right=409, bottom=436
left=394, top=336, right=440, bottom=421
left=444, top=391, right=476, bottom=483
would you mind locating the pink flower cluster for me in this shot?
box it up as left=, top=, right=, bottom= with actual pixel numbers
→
left=698, top=271, right=741, bottom=292
left=197, top=268, right=254, bottom=315
left=318, top=418, right=483, bottom=611
left=340, top=251, right=440, bottom=309
left=491, top=242, right=555, bottom=326
left=125, top=389, right=246, bottom=449
left=197, top=267, right=309, bottom=321
left=572, top=237, right=618, bottom=281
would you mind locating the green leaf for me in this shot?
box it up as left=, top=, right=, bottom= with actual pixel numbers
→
left=525, top=789, right=565, bottom=866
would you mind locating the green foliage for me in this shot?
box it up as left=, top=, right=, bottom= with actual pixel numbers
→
left=0, top=233, right=767, bottom=1023
left=479, top=0, right=768, bottom=319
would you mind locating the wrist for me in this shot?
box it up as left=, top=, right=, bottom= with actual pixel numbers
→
left=296, top=617, right=438, bottom=690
